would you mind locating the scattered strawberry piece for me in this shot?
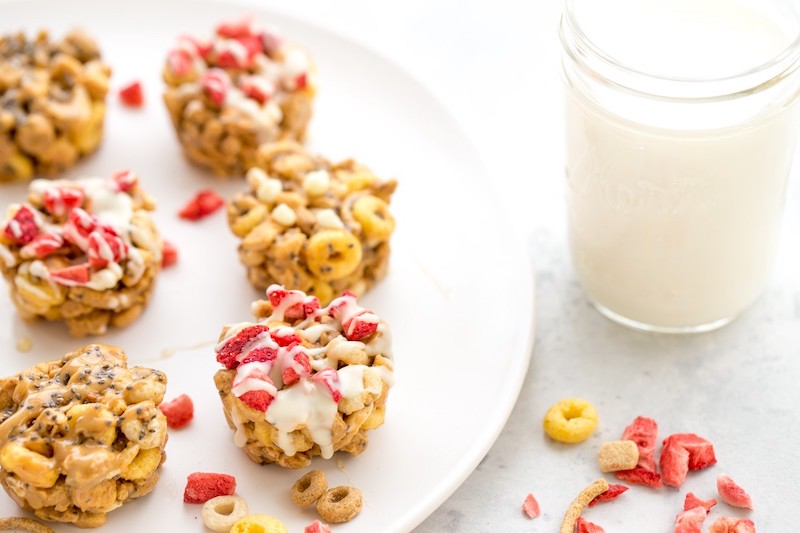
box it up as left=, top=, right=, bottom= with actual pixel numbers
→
left=119, top=81, right=144, bottom=107
left=239, top=389, right=274, bottom=412
left=179, top=189, right=225, bottom=220
left=177, top=35, right=213, bottom=58
left=3, top=205, right=40, bottom=245
left=619, top=416, right=659, bottom=472
left=671, top=433, right=717, bottom=470
left=259, top=27, right=284, bottom=57
left=240, top=75, right=275, bottom=104
left=87, top=230, right=128, bottom=269
left=49, top=263, right=90, bottom=286
left=615, top=467, right=662, bottom=488
left=589, top=484, right=628, bottom=507
left=577, top=517, right=606, bottom=533
left=304, top=520, right=331, bottom=533
left=343, top=313, right=379, bottom=341
left=200, top=69, right=229, bottom=106
left=111, top=170, right=138, bottom=193
left=521, top=493, right=540, bottom=519
left=717, top=474, right=753, bottom=509
left=160, top=394, right=194, bottom=429
left=20, top=231, right=64, bottom=259
left=303, top=297, right=321, bottom=318
left=183, top=472, right=236, bottom=504
left=282, top=350, right=311, bottom=387
left=270, top=329, right=300, bottom=347
left=708, top=516, right=757, bottom=533
left=294, top=72, right=308, bottom=90
left=216, top=17, right=254, bottom=38
left=684, top=492, right=717, bottom=514
left=63, top=208, right=102, bottom=250
left=168, top=48, right=194, bottom=76
left=661, top=435, right=691, bottom=488
left=42, top=187, right=84, bottom=216
left=162, top=240, right=178, bottom=268
left=310, top=368, right=341, bottom=402
left=236, top=34, right=265, bottom=59
left=216, top=324, right=271, bottom=369
left=675, top=506, right=708, bottom=533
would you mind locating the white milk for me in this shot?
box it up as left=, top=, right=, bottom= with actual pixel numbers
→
left=562, top=0, right=800, bottom=330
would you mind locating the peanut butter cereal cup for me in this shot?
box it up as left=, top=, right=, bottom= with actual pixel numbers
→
left=0, top=29, right=111, bottom=181
left=0, top=171, right=163, bottom=337
left=162, top=17, right=316, bottom=177
left=214, top=285, right=394, bottom=468
left=229, top=141, right=397, bottom=304
left=0, top=344, right=168, bottom=528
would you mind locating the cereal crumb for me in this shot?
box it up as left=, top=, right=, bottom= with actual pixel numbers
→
left=15, top=337, right=32, bottom=352
left=559, top=478, right=609, bottom=533
left=543, top=397, right=598, bottom=443
left=598, top=440, right=639, bottom=472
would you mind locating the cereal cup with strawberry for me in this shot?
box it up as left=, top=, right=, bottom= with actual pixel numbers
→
left=213, top=285, right=394, bottom=468
left=162, top=17, right=315, bottom=177
left=0, top=171, right=163, bottom=336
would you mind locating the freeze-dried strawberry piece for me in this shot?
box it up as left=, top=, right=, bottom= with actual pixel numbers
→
left=200, top=69, right=229, bottom=106
left=311, top=368, right=341, bottom=402
left=87, top=230, right=128, bottom=269
left=294, top=72, right=308, bottom=90
left=111, top=170, right=138, bottom=193
left=20, top=231, right=64, bottom=259
left=216, top=17, right=254, bottom=38
left=661, top=436, right=691, bottom=488
left=168, top=48, right=193, bottom=76
left=179, top=189, right=225, bottom=220
left=271, top=329, right=300, bottom=347
left=162, top=240, right=178, bottom=268
left=620, top=416, right=659, bottom=472
left=183, top=472, right=236, bottom=504
left=63, top=208, right=101, bottom=250
left=615, top=467, right=662, bottom=488
left=160, top=394, right=194, bottom=428
left=521, top=493, right=540, bottom=519
left=708, top=516, right=757, bottom=533
left=589, top=484, right=628, bottom=507
left=239, top=390, right=274, bottom=412
left=344, top=313, right=378, bottom=341
left=304, top=521, right=331, bottom=533
left=3, top=205, right=39, bottom=245
left=675, top=506, right=707, bottom=533
left=236, top=34, right=265, bottom=58
left=671, top=433, right=717, bottom=470
left=42, top=187, right=84, bottom=216
left=50, top=263, right=90, bottom=286
left=282, top=350, right=311, bottom=387
left=119, top=81, right=144, bottom=107
left=240, top=75, right=275, bottom=104
left=684, top=492, right=717, bottom=513
left=577, top=517, right=606, bottom=533
left=216, top=324, right=271, bottom=369
left=259, top=27, right=284, bottom=57
left=717, top=474, right=753, bottom=509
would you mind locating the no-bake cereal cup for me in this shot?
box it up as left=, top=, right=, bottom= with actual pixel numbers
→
left=214, top=285, right=394, bottom=468
left=0, top=171, right=163, bottom=337
left=0, top=29, right=111, bottom=181
left=229, top=141, right=397, bottom=305
left=162, top=17, right=315, bottom=177
left=0, top=344, right=168, bottom=528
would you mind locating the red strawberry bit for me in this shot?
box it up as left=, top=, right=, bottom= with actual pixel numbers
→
left=178, top=35, right=213, bottom=58
left=239, top=389, right=274, bottom=412
left=259, top=27, right=284, bottom=57
left=168, top=48, right=193, bottom=76
left=282, top=349, right=311, bottom=387
left=620, top=416, right=659, bottom=472
left=179, top=189, right=225, bottom=220
left=3, top=205, right=40, bottom=245
left=709, top=516, right=757, bottom=533
left=216, top=17, right=255, bottom=38
left=671, top=433, right=717, bottom=470
left=675, top=506, right=708, bottom=533
left=49, top=263, right=90, bottom=286
left=304, top=520, right=331, bottom=533
left=271, top=328, right=300, bottom=347
left=63, top=208, right=100, bottom=250
left=236, top=34, right=265, bottom=58
left=161, top=240, right=178, bottom=268
left=159, top=394, right=194, bottom=429
left=111, top=170, right=138, bottom=193
left=268, top=286, right=315, bottom=321
left=344, top=312, right=379, bottom=341
left=521, top=493, right=540, bottom=519
left=42, top=187, right=84, bottom=216
left=661, top=435, right=691, bottom=488
left=216, top=324, right=271, bottom=369
left=183, top=472, right=236, bottom=504
left=615, top=467, right=662, bottom=488
left=576, top=517, right=606, bottom=533
left=311, top=368, right=341, bottom=402
left=20, top=231, right=64, bottom=259
left=239, top=345, right=278, bottom=365
left=200, top=70, right=229, bottom=106
left=87, top=230, right=128, bottom=269
left=215, top=40, right=251, bottom=69
left=716, top=474, right=753, bottom=509
left=119, top=81, right=144, bottom=107
left=303, top=296, right=321, bottom=318
left=588, top=483, right=628, bottom=507
left=240, top=75, right=275, bottom=104
left=294, top=72, right=308, bottom=91
left=684, top=492, right=717, bottom=514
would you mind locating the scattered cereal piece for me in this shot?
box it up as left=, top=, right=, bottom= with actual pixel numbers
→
left=291, top=470, right=328, bottom=508
left=683, top=492, right=717, bottom=514
left=179, top=189, right=225, bottom=220
left=230, top=514, right=288, bottom=533
left=598, top=440, right=639, bottom=472
left=0, top=517, right=55, bottom=533
left=15, top=337, right=32, bottom=352
left=675, top=506, right=708, bottom=533
left=708, top=516, right=757, bottom=533
left=183, top=472, right=236, bottom=504
left=159, top=394, right=194, bottom=428
left=543, top=397, right=599, bottom=444
left=588, top=483, right=628, bottom=507
left=316, top=486, right=363, bottom=524
left=201, top=495, right=248, bottom=532
left=522, top=493, right=541, bottom=519
left=717, top=474, right=753, bottom=509
left=119, top=81, right=144, bottom=107
left=304, top=520, right=332, bottom=533
left=559, top=478, right=609, bottom=533
left=162, top=240, right=178, bottom=267
left=661, top=434, right=716, bottom=488
left=615, top=466, right=662, bottom=488
left=577, top=517, right=606, bottom=533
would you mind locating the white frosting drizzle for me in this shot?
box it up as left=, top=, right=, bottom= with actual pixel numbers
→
left=0, top=243, right=16, bottom=268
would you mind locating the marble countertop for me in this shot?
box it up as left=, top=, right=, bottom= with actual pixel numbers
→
left=269, top=1, right=800, bottom=530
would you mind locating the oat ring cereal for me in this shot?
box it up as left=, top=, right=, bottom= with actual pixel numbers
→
left=291, top=470, right=327, bottom=508
left=230, top=514, right=288, bottom=533
left=559, top=478, right=609, bottom=533
left=316, top=486, right=363, bottom=524
left=543, top=397, right=599, bottom=444
left=0, top=516, right=55, bottom=533
left=201, top=495, right=249, bottom=532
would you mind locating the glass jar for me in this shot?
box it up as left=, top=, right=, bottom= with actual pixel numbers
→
left=560, top=0, right=800, bottom=333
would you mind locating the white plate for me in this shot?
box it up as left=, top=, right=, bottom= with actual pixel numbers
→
left=0, top=1, right=535, bottom=531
